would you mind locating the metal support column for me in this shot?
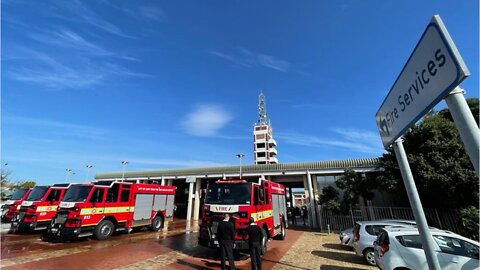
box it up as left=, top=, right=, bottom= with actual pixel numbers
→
left=445, top=87, right=480, bottom=175
left=160, top=176, right=165, bottom=186
left=186, top=181, right=194, bottom=221
left=306, top=171, right=318, bottom=229
left=393, top=139, right=441, bottom=270
left=193, top=178, right=201, bottom=220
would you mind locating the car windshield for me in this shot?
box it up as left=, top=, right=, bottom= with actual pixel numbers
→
left=26, top=186, right=49, bottom=201
left=205, top=183, right=251, bottom=205
left=63, top=186, right=92, bottom=202
left=10, top=188, right=29, bottom=200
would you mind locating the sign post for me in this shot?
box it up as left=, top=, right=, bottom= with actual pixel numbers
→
left=376, top=15, right=473, bottom=270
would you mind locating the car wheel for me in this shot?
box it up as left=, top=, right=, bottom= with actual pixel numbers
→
left=363, top=248, right=376, bottom=266
left=94, top=220, right=114, bottom=240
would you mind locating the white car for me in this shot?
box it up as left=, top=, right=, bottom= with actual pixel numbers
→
left=353, top=220, right=416, bottom=265
left=340, top=227, right=354, bottom=246
left=374, top=227, right=480, bottom=270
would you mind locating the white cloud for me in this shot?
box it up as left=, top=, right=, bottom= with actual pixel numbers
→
left=182, top=105, right=233, bottom=137
left=51, top=0, right=135, bottom=39
left=8, top=50, right=148, bottom=89
left=209, top=48, right=289, bottom=72
left=278, top=128, right=384, bottom=155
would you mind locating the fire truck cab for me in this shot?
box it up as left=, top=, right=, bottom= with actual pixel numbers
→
left=45, top=181, right=176, bottom=241
left=11, top=183, right=71, bottom=232
left=1, top=188, right=32, bottom=223
left=198, top=179, right=287, bottom=254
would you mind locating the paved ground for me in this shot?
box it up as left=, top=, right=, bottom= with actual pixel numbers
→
left=0, top=221, right=375, bottom=270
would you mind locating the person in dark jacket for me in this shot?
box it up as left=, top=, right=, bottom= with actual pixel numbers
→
left=217, top=213, right=235, bottom=270
left=246, top=217, right=263, bottom=270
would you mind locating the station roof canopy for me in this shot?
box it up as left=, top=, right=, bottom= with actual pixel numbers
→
left=95, top=158, right=380, bottom=180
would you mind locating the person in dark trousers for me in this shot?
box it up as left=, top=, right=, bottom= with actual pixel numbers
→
left=246, top=217, right=263, bottom=270
left=301, top=205, right=308, bottom=225
left=217, top=213, right=235, bottom=270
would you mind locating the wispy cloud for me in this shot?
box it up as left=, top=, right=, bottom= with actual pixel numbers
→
left=126, top=157, right=228, bottom=168
left=51, top=0, right=135, bottom=39
left=30, top=28, right=110, bottom=56
left=209, top=48, right=289, bottom=72
left=4, top=115, right=109, bottom=140
left=100, top=1, right=167, bottom=23
left=278, top=128, right=384, bottom=155
left=181, top=104, right=233, bottom=137
left=8, top=50, right=148, bottom=89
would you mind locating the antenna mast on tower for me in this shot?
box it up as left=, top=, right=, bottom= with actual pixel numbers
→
left=257, top=91, right=269, bottom=126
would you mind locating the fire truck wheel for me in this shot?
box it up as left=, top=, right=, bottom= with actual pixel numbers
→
left=278, top=220, right=286, bottom=240
left=148, top=216, right=164, bottom=231
left=94, top=220, right=115, bottom=240
left=260, top=229, right=268, bottom=255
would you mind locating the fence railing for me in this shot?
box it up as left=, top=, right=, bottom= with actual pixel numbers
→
left=316, top=206, right=460, bottom=233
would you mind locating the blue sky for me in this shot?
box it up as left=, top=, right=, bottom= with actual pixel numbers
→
left=2, top=0, right=478, bottom=185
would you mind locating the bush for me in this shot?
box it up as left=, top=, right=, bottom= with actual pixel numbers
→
left=458, top=206, right=479, bottom=241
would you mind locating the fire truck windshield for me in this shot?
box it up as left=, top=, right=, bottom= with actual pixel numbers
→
left=205, top=183, right=251, bottom=205
left=10, top=188, right=29, bottom=200
left=63, top=186, right=93, bottom=202
left=26, top=186, right=49, bottom=201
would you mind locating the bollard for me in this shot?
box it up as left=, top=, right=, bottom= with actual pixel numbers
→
left=327, top=224, right=330, bottom=234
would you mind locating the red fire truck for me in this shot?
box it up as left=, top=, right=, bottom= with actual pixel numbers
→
left=1, top=188, right=32, bottom=223
left=44, top=181, right=176, bottom=240
left=198, top=179, right=287, bottom=254
left=11, top=183, right=72, bottom=232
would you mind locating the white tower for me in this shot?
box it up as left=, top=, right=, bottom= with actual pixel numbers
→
left=253, top=91, right=278, bottom=164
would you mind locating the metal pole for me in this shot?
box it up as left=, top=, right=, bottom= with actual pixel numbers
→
left=393, top=139, right=441, bottom=270
left=65, top=169, right=72, bottom=182
left=236, top=153, right=244, bottom=179
left=121, top=161, right=129, bottom=180
left=306, top=171, right=317, bottom=229
left=85, top=165, right=93, bottom=182
left=186, top=181, right=194, bottom=221
left=444, top=87, right=480, bottom=175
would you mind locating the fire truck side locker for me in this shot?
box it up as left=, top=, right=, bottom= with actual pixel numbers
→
left=132, top=194, right=154, bottom=226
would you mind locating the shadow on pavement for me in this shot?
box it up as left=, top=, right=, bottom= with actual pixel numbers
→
left=311, top=250, right=369, bottom=265
left=262, top=258, right=312, bottom=270
left=320, top=265, right=370, bottom=270
left=323, top=243, right=354, bottom=251
left=177, top=259, right=215, bottom=270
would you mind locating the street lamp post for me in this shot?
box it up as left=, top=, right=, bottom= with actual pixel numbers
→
left=65, top=168, right=73, bottom=182
left=236, top=153, right=245, bottom=179
left=85, top=165, right=93, bottom=182
left=121, top=161, right=129, bottom=180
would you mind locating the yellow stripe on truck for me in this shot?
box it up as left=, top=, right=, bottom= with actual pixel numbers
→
left=80, top=206, right=134, bottom=215
left=251, top=210, right=273, bottom=222
left=36, top=206, right=58, bottom=212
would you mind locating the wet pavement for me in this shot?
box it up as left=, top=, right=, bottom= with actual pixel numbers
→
left=0, top=220, right=376, bottom=269
left=0, top=220, right=303, bottom=270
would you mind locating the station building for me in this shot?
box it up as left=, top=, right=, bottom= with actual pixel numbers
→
left=95, top=158, right=379, bottom=229
left=95, top=92, right=381, bottom=229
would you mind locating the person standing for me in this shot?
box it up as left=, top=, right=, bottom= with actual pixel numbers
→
left=246, top=217, right=263, bottom=270
left=301, top=205, right=308, bottom=226
left=217, top=213, right=235, bottom=270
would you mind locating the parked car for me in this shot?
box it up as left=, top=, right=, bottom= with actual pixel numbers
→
left=352, top=220, right=415, bottom=266
left=374, top=227, right=479, bottom=270
left=340, top=227, right=354, bottom=246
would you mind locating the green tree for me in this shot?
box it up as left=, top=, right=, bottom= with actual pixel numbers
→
left=336, top=169, right=376, bottom=210
left=376, top=98, right=479, bottom=209
left=318, top=186, right=341, bottom=211
left=12, top=181, right=36, bottom=189
left=1, top=169, right=11, bottom=186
